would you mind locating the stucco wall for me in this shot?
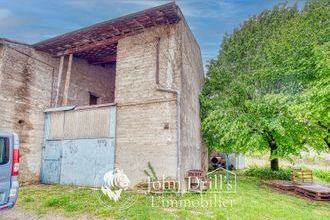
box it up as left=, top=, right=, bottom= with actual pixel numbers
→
left=0, top=41, right=115, bottom=184
left=115, top=24, right=181, bottom=184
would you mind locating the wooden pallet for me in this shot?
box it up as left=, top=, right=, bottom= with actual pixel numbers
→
left=262, top=180, right=296, bottom=191
left=292, top=169, right=313, bottom=184
left=294, top=184, right=330, bottom=201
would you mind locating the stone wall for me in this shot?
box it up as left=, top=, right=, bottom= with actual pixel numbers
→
left=0, top=41, right=115, bottom=184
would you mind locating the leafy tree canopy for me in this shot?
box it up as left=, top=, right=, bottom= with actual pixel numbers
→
left=200, top=0, right=330, bottom=169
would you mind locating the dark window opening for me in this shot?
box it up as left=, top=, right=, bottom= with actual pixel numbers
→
left=89, top=92, right=99, bottom=105
left=0, top=137, right=9, bottom=165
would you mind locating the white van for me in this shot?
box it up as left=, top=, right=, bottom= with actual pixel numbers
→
left=0, top=132, right=19, bottom=210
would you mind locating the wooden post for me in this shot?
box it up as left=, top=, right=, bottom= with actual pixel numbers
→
left=55, top=55, right=64, bottom=107
left=62, top=54, right=73, bottom=106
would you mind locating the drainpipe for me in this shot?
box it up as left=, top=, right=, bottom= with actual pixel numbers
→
left=154, top=37, right=181, bottom=188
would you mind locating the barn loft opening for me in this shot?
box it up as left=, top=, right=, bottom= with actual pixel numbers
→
left=33, top=3, right=181, bottom=108
left=89, top=92, right=99, bottom=105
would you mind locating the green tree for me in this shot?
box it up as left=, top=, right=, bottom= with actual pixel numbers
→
left=201, top=0, right=330, bottom=170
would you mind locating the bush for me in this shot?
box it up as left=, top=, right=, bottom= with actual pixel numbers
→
left=244, top=166, right=291, bottom=180
left=314, top=170, right=330, bottom=183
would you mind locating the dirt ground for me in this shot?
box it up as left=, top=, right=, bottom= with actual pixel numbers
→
left=0, top=207, right=93, bottom=220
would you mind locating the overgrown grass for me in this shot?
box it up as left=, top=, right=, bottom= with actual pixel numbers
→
left=314, top=170, right=330, bottom=183
left=16, top=176, right=330, bottom=219
left=243, top=166, right=292, bottom=180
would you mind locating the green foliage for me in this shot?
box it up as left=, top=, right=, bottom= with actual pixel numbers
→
left=314, top=169, right=330, bottom=182
left=143, top=161, right=158, bottom=181
left=244, top=166, right=291, bottom=180
left=201, top=0, right=330, bottom=164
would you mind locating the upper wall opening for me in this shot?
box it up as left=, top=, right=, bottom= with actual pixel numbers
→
left=28, top=3, right=184, bottom=109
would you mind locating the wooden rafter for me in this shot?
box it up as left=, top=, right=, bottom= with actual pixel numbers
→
left=88, top=54, right=117, bottom=65
left=56, top=35, right=122, bottom=57
left=33, top=2, right=182, bottom=60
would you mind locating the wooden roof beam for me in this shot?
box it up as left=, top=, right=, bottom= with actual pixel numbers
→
left=56, top=36, right=121, bottom=57
left=88, top=54, right=117, bottom=65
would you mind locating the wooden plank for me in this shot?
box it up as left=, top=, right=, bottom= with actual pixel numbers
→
left=262, top=180, right=296, bottom=191
left=55, top=55, right=64, bottom=107
left=62, top=54, right=73, bottom=106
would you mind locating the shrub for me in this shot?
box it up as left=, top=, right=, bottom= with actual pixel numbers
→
left=314, top=170, right=330, bottom=183
left=244, top=166, right=291, bottom=180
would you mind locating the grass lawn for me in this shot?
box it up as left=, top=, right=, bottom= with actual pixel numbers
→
left=17, top=176, right=330, bottom=219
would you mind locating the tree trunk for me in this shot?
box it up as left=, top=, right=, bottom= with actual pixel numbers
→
left=270, top=141, right=279, bottom=171
left=271, top=158, right=279, bottom=171
left=267, top=132, right=279, bottom=171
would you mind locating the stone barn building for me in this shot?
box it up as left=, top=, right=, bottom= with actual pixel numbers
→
left=0, top=3, right=205, bottom=188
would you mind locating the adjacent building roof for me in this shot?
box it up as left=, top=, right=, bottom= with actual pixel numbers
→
left=33, top=3, right=182, bottom=64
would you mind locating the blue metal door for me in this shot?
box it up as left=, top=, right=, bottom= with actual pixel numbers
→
left=41, top=106, right=116, bottom=187
left=41, top=113, right=61, bottom=184
left=41, top=141, right=62, bottom=184
left=60, top=139, right=115, bottom=187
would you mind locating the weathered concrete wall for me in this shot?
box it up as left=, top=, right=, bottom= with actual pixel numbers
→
left=115, top=21, right=204, bottom=186
left=0, top=42, right=55, bottom=184
left=115, top=24, right=181, bottom=184
left=179, top=20, right=205, bottom=183
left=0, top=41, right=115, bottom=184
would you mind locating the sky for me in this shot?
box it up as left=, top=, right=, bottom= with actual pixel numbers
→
left=0, top=0, right=303, bottom=68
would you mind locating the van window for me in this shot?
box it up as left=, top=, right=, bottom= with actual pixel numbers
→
left=0, top=137, right=9, bottom=165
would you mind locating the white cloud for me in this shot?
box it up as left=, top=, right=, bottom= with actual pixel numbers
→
left=0, top=7, right=12, bottom=22
left=0, top=7, right=23, bottom=30
left=0, top=7, right=33, bottom=42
